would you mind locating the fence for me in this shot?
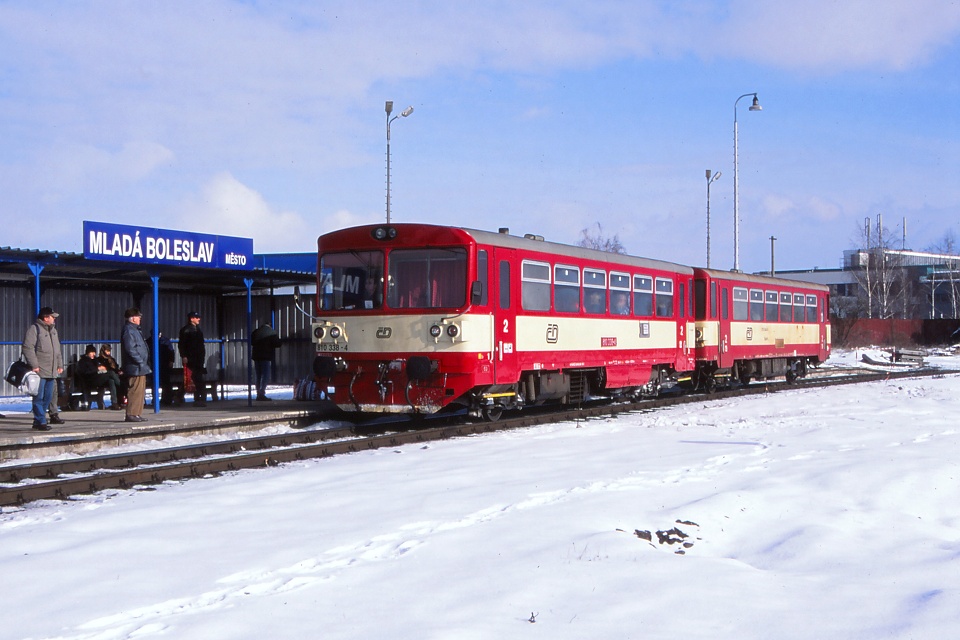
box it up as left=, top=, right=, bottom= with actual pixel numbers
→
left=2, top=291, right=318, bottom=399
left=831, top=318, right=960, bottom=347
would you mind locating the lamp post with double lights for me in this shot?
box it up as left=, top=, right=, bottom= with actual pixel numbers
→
left=733, top=92, right=762, bottom=272
left=385, top=100, right=414, bottom=224
left=705, top=169, right=721, bottom=268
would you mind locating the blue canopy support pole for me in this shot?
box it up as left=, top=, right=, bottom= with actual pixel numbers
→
left=28, top=262, right=44, bottom=314
left=151, top=274, right=161, bottom=414
left=245, top=278, right=254, bottom=407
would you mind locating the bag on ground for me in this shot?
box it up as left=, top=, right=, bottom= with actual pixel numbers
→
left=293, top=377, right=324, bottom=401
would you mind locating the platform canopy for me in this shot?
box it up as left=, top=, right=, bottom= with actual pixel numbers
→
left=0, top=247, right=316, bottom=293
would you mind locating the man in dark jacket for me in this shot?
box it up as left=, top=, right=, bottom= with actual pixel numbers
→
left=121, top=308, right=152, bottom=422
left=251, top=321, right=282, bottom=401
left=178, top=311, right=207, bottom=407
left=22, top=306, right=65, bottom=430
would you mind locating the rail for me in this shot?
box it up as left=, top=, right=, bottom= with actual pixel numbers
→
left=1, top=367, right=955, bottom=507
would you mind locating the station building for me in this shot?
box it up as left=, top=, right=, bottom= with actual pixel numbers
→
left=1, top=221, right=318, bottom=402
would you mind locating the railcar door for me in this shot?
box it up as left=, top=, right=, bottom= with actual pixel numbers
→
left=492, top=248, right=518, bottom=384
left=679, top=275, right=694, bottom=369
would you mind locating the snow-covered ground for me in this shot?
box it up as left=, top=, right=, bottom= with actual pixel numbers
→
left=2, top=349, right=960, bottom=639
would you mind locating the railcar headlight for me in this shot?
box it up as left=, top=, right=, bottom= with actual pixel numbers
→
left=446, top=324, right=460, bottom=338
left=429, top=324, right=442, bottom=338
left=372, top=226, right=398, bottom=241
left=329, top=326, right=342, bottom=339
left=314, top=326, right=325, bottom=340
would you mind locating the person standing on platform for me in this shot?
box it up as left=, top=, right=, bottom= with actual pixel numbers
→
left=179, top=311, right=207, bottom=407
left=121, top=307, right=152, bottom=423
left=22, top=307, right=65, bottom=431
left=251, top=321, right=282, bottom=401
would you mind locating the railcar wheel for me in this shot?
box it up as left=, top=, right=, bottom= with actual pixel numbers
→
left=705, top=377, right=717, bottom=394
left=482, top=405, right=503, bottom=422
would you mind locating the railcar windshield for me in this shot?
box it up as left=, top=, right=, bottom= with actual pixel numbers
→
left=387, top=248, right=468, bottom=309
left=319, top=251, right=385, bottom=311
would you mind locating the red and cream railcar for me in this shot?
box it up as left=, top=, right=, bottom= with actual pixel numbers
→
left=690, top=268, right=831, bottom=389
left=311, top=223, right=695, bottom=419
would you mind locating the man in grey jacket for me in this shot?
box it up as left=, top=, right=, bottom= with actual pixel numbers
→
left=22, top=306, right=65, bottom=430
left=121, top=307, right=152, bottom=423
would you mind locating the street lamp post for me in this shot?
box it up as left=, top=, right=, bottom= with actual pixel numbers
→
left=770, top=235, right=776, bottom=276
left=385, top=100, right=414, bottom=224
left=705, top=169, right=721, bottom=268
left=733, top=92, right=762, bottom=272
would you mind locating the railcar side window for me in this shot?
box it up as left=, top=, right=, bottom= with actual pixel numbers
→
left=634, top=275, right=654, bottom=317
left=319, top=250, right=385, bottom=311
left=655, top=278, right=674, bottom=318
left=521, top=260, right=551, bottom=311
left=722, top=288, right=729, bottom=320
left=499, top=261, right=511, bottom=310
left=554, top=265, right=580, bottom=313
left=476, top=250, right=488, bottom=306
left=806, top=295, right=818, bottom=322
left=794, top=294, right=804, bottom=322
left=780, top=292, right=792, bottom=323
left=584, top=269, right=607, bottom=314
left=765, top=291, right=779, bottom=322
left=610, top=272, right=631, bottom=316
left=733, top=287, right=749, bottom=320
left=750, top=289, right=764, bottom=321
left=387, top=248, right=467, bottom=309
left=710, top=282, right=717, bottom=318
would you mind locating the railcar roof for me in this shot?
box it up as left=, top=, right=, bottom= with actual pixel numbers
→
left=320, top=224, right=694, bottom=274
left=695, top=267, right=830, bottom=292
left=458, top=227, right=694, bottom=275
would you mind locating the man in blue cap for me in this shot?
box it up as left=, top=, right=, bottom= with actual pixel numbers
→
left=22, top=307, right=65, bottom=430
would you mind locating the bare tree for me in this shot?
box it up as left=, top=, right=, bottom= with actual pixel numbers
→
left=848, top=214, right=907, bottom=319
left=577, top=223, right=626, bottom=254
left=926, top=231, right=960, bottom=318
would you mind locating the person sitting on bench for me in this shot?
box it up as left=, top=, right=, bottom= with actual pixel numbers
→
left=98, top=344, right=126, bottom=407
left=76, top=344, right=122, bottom=410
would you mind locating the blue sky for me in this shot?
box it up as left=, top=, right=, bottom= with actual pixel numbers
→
left=1, top=1, right=958, bottom=273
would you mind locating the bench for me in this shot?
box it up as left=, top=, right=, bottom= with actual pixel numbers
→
left=160, top=367, right=186, bottom=405
left=890, top=348, right=925, bottom=365
left=65, top=362, right=107, bottom=410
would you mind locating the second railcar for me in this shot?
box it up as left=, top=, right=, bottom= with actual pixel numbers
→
left=691, top=268, right=831, bottom=389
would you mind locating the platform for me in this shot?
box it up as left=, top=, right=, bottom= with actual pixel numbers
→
left=0, top=396, right=332, bottom=462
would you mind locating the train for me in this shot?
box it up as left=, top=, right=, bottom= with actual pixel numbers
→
left=309, top=223, right=831, bottom=420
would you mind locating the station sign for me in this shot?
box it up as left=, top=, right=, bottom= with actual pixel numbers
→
left=83, top=221, right=254, bottom=270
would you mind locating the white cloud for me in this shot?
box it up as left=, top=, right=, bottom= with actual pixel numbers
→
left=319, top=209, right=371, bottom=235
left=42, top=140, right=174, bottom=190
left=178, top=172, right=309, bottom=252
left=715, top=0, right=960, bottom=71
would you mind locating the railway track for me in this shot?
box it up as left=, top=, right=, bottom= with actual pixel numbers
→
left=1, top=366, right=954, bottom=507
